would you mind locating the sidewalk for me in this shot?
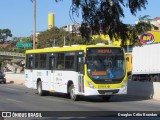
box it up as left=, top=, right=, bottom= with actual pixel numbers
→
left=4, top=72, right=24, bottom=85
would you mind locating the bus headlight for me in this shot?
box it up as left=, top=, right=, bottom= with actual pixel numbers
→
left=88, top=81, right=95, bottom=89
left=121, top=80, right=127, bottom=88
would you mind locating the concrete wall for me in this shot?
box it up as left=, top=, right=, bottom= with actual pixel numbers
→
left=4, top=72, right=160, bottom=100
left=5, top=72, right=24, bottom=85
left=128, top=80, right=160, bottom=100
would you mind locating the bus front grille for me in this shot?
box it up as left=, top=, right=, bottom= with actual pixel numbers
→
left=98, top=89, right=119, bottom=95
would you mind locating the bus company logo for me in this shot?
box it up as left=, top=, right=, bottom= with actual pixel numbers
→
left=2, top=112, right=11, bottom=117
left=140, top=33, right=154, bottom=44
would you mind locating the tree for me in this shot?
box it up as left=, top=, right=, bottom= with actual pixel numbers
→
left=128, top=15, right=157, bottom=45
left=55, top=0, right=148, bottom=45
left=20, top=37, right=32, bottom=43
left=0, top=29, right=12, bottom=43
left=136, top=15, right=158, bottom=34
left=37, top=26, right=88, bottom=48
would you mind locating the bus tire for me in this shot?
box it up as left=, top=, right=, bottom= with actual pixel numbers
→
left=37, top=81, right=45, bottom=96
left=132, top=76, right=137, bottom=81
left=3, top=80, right=6, bottom=84
left=102, top=96, right=111, bottom=102
left=69, top=84, right=78, bottom=101
left=152, top=76, right=159, bottom=82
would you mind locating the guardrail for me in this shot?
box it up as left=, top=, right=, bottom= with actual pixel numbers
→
left=0, top=51, right=25, bottom=57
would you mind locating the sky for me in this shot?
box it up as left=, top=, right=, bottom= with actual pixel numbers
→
left=0, top=0, right=160, bottom=38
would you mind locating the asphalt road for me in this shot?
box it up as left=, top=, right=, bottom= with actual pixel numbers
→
left=0, top=83, right=160, bottom=120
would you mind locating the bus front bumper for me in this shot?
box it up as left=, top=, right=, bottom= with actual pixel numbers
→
left=80, top=86, right=127, bottom=96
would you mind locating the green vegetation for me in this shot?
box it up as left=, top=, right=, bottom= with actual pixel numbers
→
left=37, top=27, right=91, bottom=48
left=0, top=37, right=32, bottom=53
left=55, top=0, right=149, bottom=46
left=0, top=29, right=12, bottom=43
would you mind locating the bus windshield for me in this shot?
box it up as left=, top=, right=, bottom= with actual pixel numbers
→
left=86, top=48, right=125, bottom=83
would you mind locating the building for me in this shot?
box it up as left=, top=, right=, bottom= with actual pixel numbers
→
left=150, top=17, right=160, bottom=30
left=136, top=17, right=160, bottom=30
left=62, top=23, right=81, bottom=35
left=0, top=44, right=12, bottom=49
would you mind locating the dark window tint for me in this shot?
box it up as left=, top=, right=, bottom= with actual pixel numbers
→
left=39, top=54, right=47, bottom=68
left=56, top=53, right=64, bottom=69
left=65, top=55, right=74, bottom=69
left=34, top=54, right=47, bottom=69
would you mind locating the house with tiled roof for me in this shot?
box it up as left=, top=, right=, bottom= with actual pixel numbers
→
left=150, top=17, right=160, bottom=30
left=136, top=16, right=160, bottom=30
left=153, top=17, right=160, bottom=21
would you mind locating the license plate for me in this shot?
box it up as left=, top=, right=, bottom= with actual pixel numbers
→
left=98, top=85, right=111, bottom=89
left=98, top=85, right=107, bottom=89
left=105, top=92, right=113, bottom=95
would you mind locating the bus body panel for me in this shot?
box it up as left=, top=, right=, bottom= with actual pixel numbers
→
left=25, top=69, right=79, bottom=93
left=53, top=71, right=78, bottom=93
left=83, top=75, right=127, bottom=96
left=25, top=69, right=34, bottom=88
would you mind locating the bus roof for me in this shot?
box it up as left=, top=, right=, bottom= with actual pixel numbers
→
left=26, top=44, right=121, bottom=54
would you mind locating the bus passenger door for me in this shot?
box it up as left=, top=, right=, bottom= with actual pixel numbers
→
left=26, top=57, right=34, bottom=88
left=49, top=56, right=55, bottom=90
left=77, top=56, right=85, bottom=93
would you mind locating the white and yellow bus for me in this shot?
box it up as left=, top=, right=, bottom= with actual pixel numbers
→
left=25, top=44, right=127, bottom=101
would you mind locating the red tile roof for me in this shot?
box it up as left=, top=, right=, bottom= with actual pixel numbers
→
left=0, top=44, right=11, bottom=48
left=153, top=17, right=160, bottom=21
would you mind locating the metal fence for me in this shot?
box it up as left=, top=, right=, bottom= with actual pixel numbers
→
left=0, top=51, right=25, bottom=57
left=0, top=51, right=25, bottom=59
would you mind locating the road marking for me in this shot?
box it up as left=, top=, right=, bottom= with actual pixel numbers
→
left=7, top=98, right=22, bottom=103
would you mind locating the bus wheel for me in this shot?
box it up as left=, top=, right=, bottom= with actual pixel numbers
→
left=3, top=80, right=6, bottom=84
left=132, top=76, right=137, bottom=81
left=69, top=84, right=78, bottom=101
left=152, top=76, right=159, bottom=82
left=102, top=96, right=111, bottom=102
left=37, top=81, right=45, bottom=96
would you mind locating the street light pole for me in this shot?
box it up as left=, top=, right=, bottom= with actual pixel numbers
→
left=33, top=0, right=36, bottom=49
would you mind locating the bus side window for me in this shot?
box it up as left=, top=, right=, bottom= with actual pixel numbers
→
left=56, top=53, right=64, bottom=70
left=65, top=55, right=74, bottom=69
left=39, top=54, right=47, bottom=69
left=57, top=64, right=64, bottom=69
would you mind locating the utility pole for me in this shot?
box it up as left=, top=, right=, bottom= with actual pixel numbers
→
left=33, top=0, right=36, bottom=49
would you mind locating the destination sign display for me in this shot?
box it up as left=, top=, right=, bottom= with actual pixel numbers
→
left=87, top=48, right=123, bottom=55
